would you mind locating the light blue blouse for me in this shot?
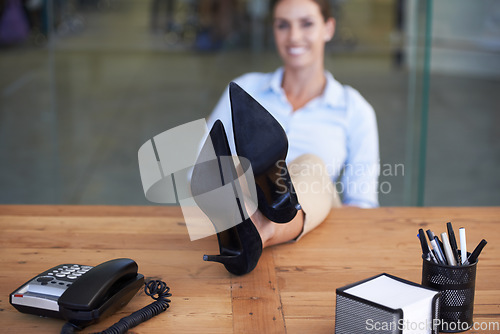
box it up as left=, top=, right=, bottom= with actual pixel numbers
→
left=207, top=67, right=380, bottom=208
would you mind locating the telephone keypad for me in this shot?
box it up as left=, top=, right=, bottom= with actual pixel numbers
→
left=23, top=264, right=95, bottom=296
left=46, top=264, right=94, bottom=282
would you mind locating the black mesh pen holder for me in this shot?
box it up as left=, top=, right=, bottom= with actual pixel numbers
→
left=421, top=254, right=477, bottom=333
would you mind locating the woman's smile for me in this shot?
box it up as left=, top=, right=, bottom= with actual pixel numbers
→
left=287, top=46, right=308, bottom=56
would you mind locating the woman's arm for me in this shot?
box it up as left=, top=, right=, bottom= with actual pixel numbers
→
left=340, top=87, right=380, bottom=208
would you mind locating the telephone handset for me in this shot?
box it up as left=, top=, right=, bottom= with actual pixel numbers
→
left=10, top=258, right=158, bottom=329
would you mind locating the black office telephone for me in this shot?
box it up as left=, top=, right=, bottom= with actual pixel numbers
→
left=10, top=258, right=171, bottom=333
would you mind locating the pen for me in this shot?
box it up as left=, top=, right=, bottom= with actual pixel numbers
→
left=425, top=230, right=441, bottom=263
left=418, top=229, right=437, bottom=263
left=441, top=232, right=457, bottom=266
left=426, top=230, right=446, bottom=265
left=459, top=227, right=467, bottom=265
left=427, top=229, right=444, bottom=250
left=433, top=236, right=448, bottom=265
left=464, top=239, right=487, bottom=265
left=447, top=222, right=460, bottom=264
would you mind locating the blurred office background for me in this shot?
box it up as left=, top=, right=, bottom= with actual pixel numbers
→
left=0, top=0, right=499, bottom=206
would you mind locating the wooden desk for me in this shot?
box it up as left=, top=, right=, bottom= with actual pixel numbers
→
left=1, top=206, right=499, bottom=333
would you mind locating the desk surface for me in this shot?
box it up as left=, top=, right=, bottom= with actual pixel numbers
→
left=1, top=206, right=499, bottom=333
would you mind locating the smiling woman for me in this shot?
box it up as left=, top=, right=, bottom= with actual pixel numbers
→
left=203, top=0, right=380, bottom=275
left=272, top=0, right=335, bottom=110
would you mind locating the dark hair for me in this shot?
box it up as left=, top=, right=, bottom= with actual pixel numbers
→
left=271, top=0, right=332, bottom=22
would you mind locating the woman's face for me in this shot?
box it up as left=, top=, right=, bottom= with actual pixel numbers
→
left=273, top=0, right=335, bottom=71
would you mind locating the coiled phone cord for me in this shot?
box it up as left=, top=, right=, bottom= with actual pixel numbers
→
left=60, top=280, right=171, bottom=334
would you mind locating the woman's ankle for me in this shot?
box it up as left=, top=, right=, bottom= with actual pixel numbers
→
left=250, top=209, right=276, bottom=248
left=251, top=209, right=304, bottom=248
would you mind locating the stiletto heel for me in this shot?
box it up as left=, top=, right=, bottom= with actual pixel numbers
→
left=191, top=120, right=262, bottom=276
left=229, top=82, right=301, bottom=223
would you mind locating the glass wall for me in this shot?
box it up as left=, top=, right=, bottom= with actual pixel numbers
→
left=1, top=0, right=499, bottom=206
left=423, top=0, right=500, bottom=206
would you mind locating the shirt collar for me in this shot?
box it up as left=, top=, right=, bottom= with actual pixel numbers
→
left=322, top=71, right=347, bottom=109
left=268, top=67, right=284, bottom=94
left=266, top=67, right=347, bottom=109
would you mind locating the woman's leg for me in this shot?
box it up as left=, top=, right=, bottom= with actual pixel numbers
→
left=251, top=154, right=340, bottom=247
left=251, top=208, right=304, bottom=248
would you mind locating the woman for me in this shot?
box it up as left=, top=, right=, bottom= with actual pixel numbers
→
left=196, top=0, right=379, bottom=275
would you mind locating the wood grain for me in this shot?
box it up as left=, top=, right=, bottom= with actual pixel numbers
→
left=1, top=206, right=499, bottom=333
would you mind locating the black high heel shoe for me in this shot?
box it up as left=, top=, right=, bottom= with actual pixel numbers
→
left=229, top=82, right=301, bottom=224
left=191, top=120, right=262, bottom=276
